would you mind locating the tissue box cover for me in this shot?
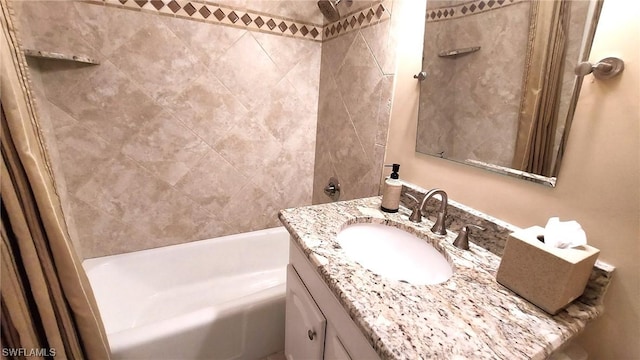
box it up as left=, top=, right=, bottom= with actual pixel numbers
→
left=496, top=226, right=599, bottom=315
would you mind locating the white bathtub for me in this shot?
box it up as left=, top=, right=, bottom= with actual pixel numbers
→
left=83, top=227, right=289, bottom=360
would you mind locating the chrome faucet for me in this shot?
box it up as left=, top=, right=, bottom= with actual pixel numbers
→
left=408, top=189, right=448, bottom=235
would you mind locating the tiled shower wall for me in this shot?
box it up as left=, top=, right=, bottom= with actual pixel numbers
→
left=12, top=0, right=323, bottom=258
left=312, top=0, right=397, bottom=204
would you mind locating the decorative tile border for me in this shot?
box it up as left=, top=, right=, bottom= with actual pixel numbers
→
left=97, top=0, right=324, bottom=41
left=323, top=3, right=391, bottom=41
left=88, top=0, right=391, bottom=43
left=426, top=0, right=527, bottom=22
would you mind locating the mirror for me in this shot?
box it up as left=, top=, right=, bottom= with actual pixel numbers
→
left=415, top=0, right=604, bottom=187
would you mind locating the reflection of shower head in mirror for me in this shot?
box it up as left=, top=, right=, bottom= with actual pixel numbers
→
left=317, top=0, right=342, bottom=22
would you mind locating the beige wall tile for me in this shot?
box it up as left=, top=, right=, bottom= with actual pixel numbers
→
left=335, top=33, right=384, bottom=161
left=284, top=43, right=322, bottom=112
left=53, top=123, right=119, bottom=190
left=222, top=183, right=280, bottom=232
left=210, top=32, right=285, bottom=110
left=360, top=15, right=397, bottom=75
left=121, top=110, right=210, bottom=186
left=175, top=150, right=249, bottom=215
left=13, top=0, right=324, bottom=256
left=160, top=15, right=246, bottom=69
left=320, top=31, right=358, bottom=77
left=213, top=119, right=285, bottom=186
left=246, top=0, right=322, bottom=24
left=69, top=195, right=140, bottom=258
left=73, top=2, right=157, bottom=57
left=167, top=70, right=249, bottom=147
left=50, top=60, right=162, bottom=147
left=12, top=1, right=96, bottom=56
left=109, top=18, right=205, bottom=105
left=313, top=16, right=395, bottom=204
left=253, top=77, right=315, bottom=144
left=252, top=30, right=319, bottom=74
left=311, top=140, right=337, bottom=204
left=74, top=155, right=169, bottom=220
left=25, top=63, right=83, bottom=258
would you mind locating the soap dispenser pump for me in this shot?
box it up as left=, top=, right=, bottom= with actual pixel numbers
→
left=381, top=163, right=401, bottom=213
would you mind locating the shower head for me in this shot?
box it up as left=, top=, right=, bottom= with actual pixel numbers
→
left=317, top=0, right=341, bottom=23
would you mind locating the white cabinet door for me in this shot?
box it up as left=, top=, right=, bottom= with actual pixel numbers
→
left=285, top=265, right=326, bottom=360
left=324, top=325, right=352, bottom=360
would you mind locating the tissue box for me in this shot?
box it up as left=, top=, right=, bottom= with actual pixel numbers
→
left=496, top=226, right=599, bottom=314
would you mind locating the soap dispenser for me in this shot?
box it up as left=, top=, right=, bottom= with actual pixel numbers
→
left=380, top=164, right=401, bottom=213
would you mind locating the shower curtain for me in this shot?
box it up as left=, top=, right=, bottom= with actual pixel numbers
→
left=512, top=0, right=569, bottom=177
left=1, top=0, right=110, bottom=358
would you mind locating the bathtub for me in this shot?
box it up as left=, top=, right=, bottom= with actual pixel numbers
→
left=83, top=226, right=289, bottom=360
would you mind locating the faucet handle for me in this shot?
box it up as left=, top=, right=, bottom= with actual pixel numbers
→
left=453, top=224, right=485, bottom=250
left=405, top=194, right=422, bottom=222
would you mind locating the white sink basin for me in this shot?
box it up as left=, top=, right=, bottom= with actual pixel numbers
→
left=336, top=223, right=452, bottom=285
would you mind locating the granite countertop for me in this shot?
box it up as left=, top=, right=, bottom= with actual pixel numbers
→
left=278, top=196, right=614, bottom=360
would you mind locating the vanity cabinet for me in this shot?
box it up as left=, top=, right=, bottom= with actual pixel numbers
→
left=285, top=239, right=379, bottom=360
left=285, top=264, right=326, bottom=359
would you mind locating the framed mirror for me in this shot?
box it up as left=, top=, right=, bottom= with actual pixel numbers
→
left=415, top=0, right=604, bottom=187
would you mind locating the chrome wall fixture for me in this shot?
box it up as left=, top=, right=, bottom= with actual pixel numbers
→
left=574, top=56, right=624, bottom=80
left=413, top=71, right=427, bottom=81
left=323, top=177, right=341, bottom=201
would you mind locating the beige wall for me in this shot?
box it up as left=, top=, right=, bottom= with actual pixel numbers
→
left=13, top=0, right=321, bottom=258
left=386, top=0, right=639, bottom=358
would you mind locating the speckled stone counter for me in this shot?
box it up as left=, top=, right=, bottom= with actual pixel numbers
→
left=278, top=196, right=614, bottom=360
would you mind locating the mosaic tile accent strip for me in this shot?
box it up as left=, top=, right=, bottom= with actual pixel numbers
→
left=99, top=0, right=325, bottom=41
left=89, top=0, right=391, bottom=42
left=426, top=0, right=527, bottom=22
left=323, top=2, right=391, bottom=41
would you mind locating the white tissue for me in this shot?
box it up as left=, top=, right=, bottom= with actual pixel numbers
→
left=543, top=217, right=587, bottom=249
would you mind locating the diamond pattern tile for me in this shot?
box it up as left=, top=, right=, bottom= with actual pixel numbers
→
left=366, top=9, right=374, bottom=21
left=426, top=0, right=522, bottom=23
left=167, top=0, right=180, bottom=13
left=213, top=8, right=225, bottom=21
left=199, top=5, right=210, bottom=18
left=322, top=2, right=390, bottom=41
left=150, top=0, right=163, bottom=10
left=241, top=13, right=252, bottom=25
left=278, top=21, right=287, bottom=32
left=183, top=3, right=196, bottom=16
left=89, top=0, right=401, bottom=42
left=228, top=11, right=239, bottom=23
